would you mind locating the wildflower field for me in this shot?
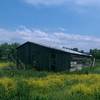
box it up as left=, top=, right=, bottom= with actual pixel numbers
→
left=0, top=62, right=100, bottom=100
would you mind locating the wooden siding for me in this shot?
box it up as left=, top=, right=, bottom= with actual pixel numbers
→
left=17, top=42, right=71, bottom=71
left=17, top=42, right=92, bottom=71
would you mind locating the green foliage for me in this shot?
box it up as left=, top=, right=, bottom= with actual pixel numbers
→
left=90, top=49, right=100, bottom=59
left=0, top=43, right=20, bottom=61
left=0, top=61, right=16, bottom=70
left=0, top=69, right=100, bottom=100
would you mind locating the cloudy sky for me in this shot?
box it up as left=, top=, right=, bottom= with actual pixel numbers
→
left=0, top=0, right=100, bottom=51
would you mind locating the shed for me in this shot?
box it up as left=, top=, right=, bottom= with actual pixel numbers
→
left=16, top=41, right=92, bottom=71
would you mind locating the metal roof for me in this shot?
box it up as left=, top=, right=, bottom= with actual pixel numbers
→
left=17, top=41, right=92, bottom=57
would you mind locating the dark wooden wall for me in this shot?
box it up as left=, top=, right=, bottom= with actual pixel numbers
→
left=17, top=42, right=71, bottom=71
left=17, top=42, right=92, bottom=71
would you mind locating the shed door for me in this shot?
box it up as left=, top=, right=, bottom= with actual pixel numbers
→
left=49, top=53, right=56, bottom=71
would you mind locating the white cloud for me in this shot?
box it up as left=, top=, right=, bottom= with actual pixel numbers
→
left=23, top=0, right=66, bottom=6
left=0, top=26, right=100, bottom=51
left=74, top=0, right=100, bottom=6
left=23, top=0, right=100, bottom=7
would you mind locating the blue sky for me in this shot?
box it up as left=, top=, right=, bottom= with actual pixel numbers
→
left=0, top=0, right=100, bottom=50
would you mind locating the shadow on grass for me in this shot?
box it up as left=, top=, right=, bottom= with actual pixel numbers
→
left=0, top=70, right=50, bottom=78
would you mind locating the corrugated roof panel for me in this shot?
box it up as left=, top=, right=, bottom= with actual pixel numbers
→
left=18, top=41, right=92, bottom=57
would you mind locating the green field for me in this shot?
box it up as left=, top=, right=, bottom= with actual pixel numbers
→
left=0, top=62, right=100, bottom=100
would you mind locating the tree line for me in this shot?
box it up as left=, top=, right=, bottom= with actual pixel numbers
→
left=0, top=43, right=20, bottom=62
left=72, top=48, right=100, bottom=59
left=0, top=43, right=100, bottom=62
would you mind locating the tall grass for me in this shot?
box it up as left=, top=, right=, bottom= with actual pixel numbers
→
left=0, top=61, right=16, bottom=70
left=0, top=60, right=100, bottom=100
left=0, top=70, right=100, bottom=100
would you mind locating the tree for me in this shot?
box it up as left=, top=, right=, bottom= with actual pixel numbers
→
left=0, top=49, right=2, bottom=59
left=90, top=49, right=100, bottom=59
left=72, top=48, right=79, bottom=52
left=80, top=50, right=84, bottom=53
left=0, top=43, right=20, bottom=61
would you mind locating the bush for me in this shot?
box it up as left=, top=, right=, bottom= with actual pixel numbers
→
left=0, top=70, right=100, bottom=100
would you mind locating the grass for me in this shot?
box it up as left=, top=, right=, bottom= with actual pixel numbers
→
left=0, top=61, right=16, bottom=70
left=0, top=62, right=10, bottom=68
left=0, top=61, right=100, bottom=100
left=0, top=71, right=100, bottom=100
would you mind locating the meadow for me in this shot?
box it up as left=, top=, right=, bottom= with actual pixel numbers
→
left=0, top=61, right=100, bottom=100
